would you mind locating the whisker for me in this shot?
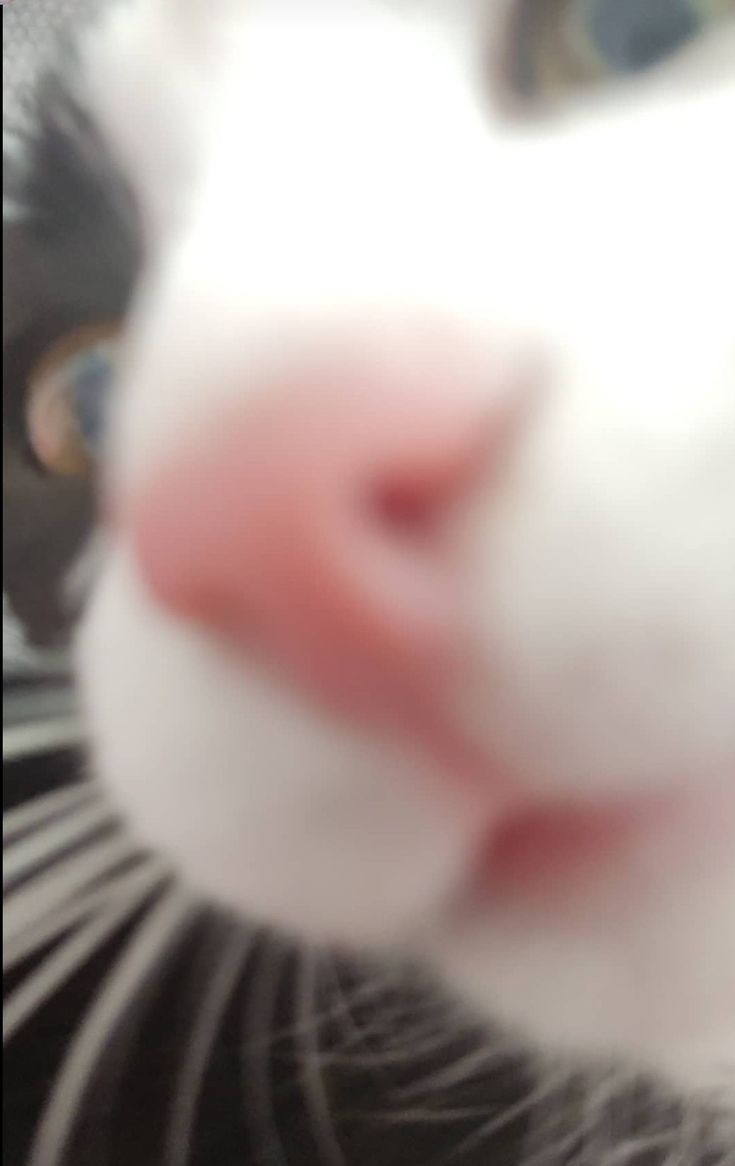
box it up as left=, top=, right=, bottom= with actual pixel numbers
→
left=3, top=717, right=85, bottom=762
left=3, top=782, right=96, bottom=846
left=331, top=959, right=444, bottom=1036
left=246, top=963, right=397, bottom=1053
left=321, top=954, right=378, bottom=1057
left=651, top=1099, right=718, bottom=1166
left=315, top=1010, right=471, bottom=1073
left=163, top=922, right=252, bottom=1166
left=4, top=833, right=144, bottom=942
left=519, top=1071, right=583, bottom=1166
left=390, top=1042, right=517, bottom=1102
left=27, top=886, right=196, bottom=1166
left=373, top=1102, right=501, bottom=1124
left=303, top=956, right=447, bottom=1071
left=520, top=1066, right=628, bottom=1166
left=3, top=855, right=169, bottom=973
left=3, top=800, right=119, bottom=891
left=364, top=1029, right=468, bottom=1071
left=4, top=861, right=171, bottom=1042
left=575, top=1067, right=636, bottom=1166
left=240, top=935, right=292, bottom=1166
left=599, top=1134, right=680, bottom=1166
left=444, top=1073, right=560, bottom=1163
left=294, top=947, right=345, bottom=1166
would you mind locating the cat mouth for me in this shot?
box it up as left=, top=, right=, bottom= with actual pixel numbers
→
left=452, top=775, right=734, bottom=916
left=405, top=714, right=677, bottom=903
left=455, top=793, right=680, bottom=912
left=473, top=801, right=650, bottom=895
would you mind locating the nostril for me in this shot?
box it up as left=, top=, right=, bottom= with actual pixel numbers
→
left=365, top=411, right=503, bottom=543
left=369, top=480, right=441, bottom=539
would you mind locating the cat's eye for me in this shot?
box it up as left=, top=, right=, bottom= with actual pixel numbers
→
left=26, top=325, right=119, bottom=476
left=507, top=0, right=733, bottom=101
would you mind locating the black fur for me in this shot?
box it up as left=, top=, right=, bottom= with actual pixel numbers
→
left=3, top=58, right=141, bottom=646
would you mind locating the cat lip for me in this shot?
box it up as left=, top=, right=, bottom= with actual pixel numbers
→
left=409, top=715, right=674, bottom=903
left=459, top=793, right=674, bottom=906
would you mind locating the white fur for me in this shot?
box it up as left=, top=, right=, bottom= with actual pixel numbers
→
left=75, top=0, right=735, bottom=1100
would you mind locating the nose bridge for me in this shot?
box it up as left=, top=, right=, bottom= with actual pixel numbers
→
left=112, top=10, right=517, bottom=497
left=189, top=7, right=500, bottom=312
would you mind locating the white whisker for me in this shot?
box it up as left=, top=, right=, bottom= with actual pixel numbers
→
left=316, top=994, right=471, bottom=1073
left=390, top=1043, right=514, bottom=1102
left=331, top=1025, right=461, bottom=1072
left=4, top=834, right=143, bottom=943
left=3, top=783, right=96, bottom=846
left=3, top=856, right=169, bottom=973
left=163, top=922, right=252, bottom=1166
left=277, top=961, right=466, bottom=1081
left=599, top=1134, right=679, bottom=1166
left=294, top=947, right=345, bottom=1166
left=4, top=861, right=170, bottom=1043
left=520, top=1067, right=632, bottom=1166
left=374, top=1103, right=498, bottom=1124
left=263, top=963, right=397, bottom=1051
left=445, top=1074, right=561, bottom=1163
left=3, top=800, right=118, bottom=891
left=575, top=1067, right=634, bottom=1166
left=28, top=887, right=195, bottom=1166
left=320, top=954, right=376, bottom=1056
left=299, top=955, right=426, bottom=1073
left=240, top=936, right=291, bottom=1166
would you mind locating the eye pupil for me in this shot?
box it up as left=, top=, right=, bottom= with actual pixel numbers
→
left=590, top=0, right=700, bottom=74
left=70, top=347, right=115, bottom=453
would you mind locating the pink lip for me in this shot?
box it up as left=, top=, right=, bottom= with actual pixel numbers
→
left=467, top=796, right=669, bottom=903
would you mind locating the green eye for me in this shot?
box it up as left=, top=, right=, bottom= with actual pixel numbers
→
left=509, top=0, right=733, bottom=101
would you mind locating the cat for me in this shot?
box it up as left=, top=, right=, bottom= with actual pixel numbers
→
left=4, top=1, right=735, bottom=1161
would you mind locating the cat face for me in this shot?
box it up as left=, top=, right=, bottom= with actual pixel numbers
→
left=64, top=0, right=734, bottom=1096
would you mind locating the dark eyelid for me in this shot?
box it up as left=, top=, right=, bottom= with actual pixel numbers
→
left=4, top=50, right=142, bottom=445
left=4, top=51, right=143, bottom=334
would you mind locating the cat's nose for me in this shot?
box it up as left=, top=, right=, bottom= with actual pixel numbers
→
left=128, top=364, right=512, bottom=733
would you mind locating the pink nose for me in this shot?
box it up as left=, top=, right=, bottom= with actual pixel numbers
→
left=128, top=362, right=506, bottom=737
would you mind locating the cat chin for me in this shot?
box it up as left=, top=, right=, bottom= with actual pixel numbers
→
left=429, top=853, right=735, bottom=1099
